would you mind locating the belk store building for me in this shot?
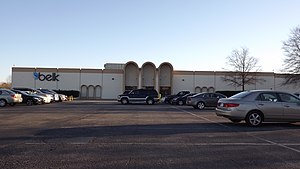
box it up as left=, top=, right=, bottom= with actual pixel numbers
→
left=11, top=61, right=298, bottom=99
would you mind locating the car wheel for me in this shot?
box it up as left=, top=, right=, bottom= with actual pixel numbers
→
left=197, top=102, right=205, bottom=110
left=0, top=99, right=7, bottom=107
left=229, top=119, right=242, bottom=123
left=146, top=98, right=154, bottom=105
left=246, top=111, right=263, bottom=127
left=178, top=100, right=184, bottom=106
left=9, top=103, right=16, bottom=106
left=26, top=100, right=33, bottom=106
left=121, top=98, right=129, bottom=105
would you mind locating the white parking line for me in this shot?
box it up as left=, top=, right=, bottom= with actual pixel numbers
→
left=173, top=106, right=300, bottom=154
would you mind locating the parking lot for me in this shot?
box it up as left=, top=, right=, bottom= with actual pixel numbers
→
left=0, top=100, right=300, bottom=169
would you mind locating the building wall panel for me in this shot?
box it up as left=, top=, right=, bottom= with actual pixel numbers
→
left=57, top=72, right=81, bottom=90
left=194, top=74, right=215, bottom=89
left=102, top=73, right=123, bottom=99
left=81, top=72, right=102, bottom=86
left=172, top=75, right=194, bottom=94
left=12, top=72, right=35, bottom=88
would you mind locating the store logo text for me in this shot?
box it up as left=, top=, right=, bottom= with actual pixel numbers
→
left=33, top=72, right=60, bottom=81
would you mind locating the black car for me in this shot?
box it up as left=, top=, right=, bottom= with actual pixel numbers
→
left=117, top=89, right=159, bottom=105
left=186, top=92, right=227, bottom=109
left=171, top=93, right=197, bottom=105
left=12, top=90, right=43, bottom=106
left=164, top=91, right=190, bottom=104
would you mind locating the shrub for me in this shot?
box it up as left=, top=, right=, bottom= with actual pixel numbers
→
left=54, top=90, right=80, bottom=98
left=216, top=91, right=243, bottom=97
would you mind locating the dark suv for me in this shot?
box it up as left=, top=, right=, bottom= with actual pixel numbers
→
left=117, top=89, right=159, bottom=105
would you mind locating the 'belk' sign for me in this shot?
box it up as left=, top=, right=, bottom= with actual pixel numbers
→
left=33, top=72, right=60, bottom=81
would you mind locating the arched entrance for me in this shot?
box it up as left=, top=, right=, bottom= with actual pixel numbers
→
left=88, top=85, right=95, bottom=99
left=158, top=62, right=173, bottom=96
left=81, top=85, right=88, bottom=99
left=201, top=87, right=208, bottom=93
left=95, top=85, right=102, bottom=99
left=141, top=62, right=156, bottom=89
left=195, top=86, right=201, bottom=93
left=208, top=87, right=215, bottom=93
left=124, top=61, right=139, bottom=91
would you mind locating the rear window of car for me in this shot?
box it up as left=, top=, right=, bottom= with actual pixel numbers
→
left=0, top=90, right=12, bottom=95
left=230, top=91, right=251, bottom=99
left=149, top=90, right=158, bottom=95
left=216, top=93, right=226, bottom=98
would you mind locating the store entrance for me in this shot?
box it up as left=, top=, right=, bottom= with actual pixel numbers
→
left=160, top=87, right=171, bottom=97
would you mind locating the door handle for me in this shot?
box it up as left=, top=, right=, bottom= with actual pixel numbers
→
left=258, top=103, right=264, bottom=106
left=284, top=105, right=290, bottom=108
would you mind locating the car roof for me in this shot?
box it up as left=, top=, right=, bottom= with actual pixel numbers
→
left=244, top=90, right=293, bottom=94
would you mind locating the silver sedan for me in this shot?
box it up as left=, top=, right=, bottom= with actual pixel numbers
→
left=216, top=90, right=300, bottom=127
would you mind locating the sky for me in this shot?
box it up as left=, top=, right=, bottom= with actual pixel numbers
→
left=1, top=0, right=300, bottom=83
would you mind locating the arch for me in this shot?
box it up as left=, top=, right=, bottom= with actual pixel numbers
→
left=95, top=85, right=102, bottom=99
left=158, top=62, right=173, bottom=96
left=195, top=86, right=201, bottom=93
left=124, top=61, right=139, bottom=90
left=158, top=62, right=173, bottom=87
left=201, top=86, right=208, bottom=93
left=208, top=87, right=215, bottom=93
left=81, top=85, right=88, bottom=99
left=88, top=85, right=95, bottom=99
left=141, top=62, right=156, bottom=88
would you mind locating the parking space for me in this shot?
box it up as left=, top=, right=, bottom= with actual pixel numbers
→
left=0, top=101, right=300, bottom=169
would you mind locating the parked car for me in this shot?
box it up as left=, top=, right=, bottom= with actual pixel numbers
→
left=38, top=88, right=60, bottom=102
left=12, top=90, right=43, bottom=105
left=13, top=88, right=52, bottom=103
left=58, top=94, right=68, bottom=101
left=216, top=90, right=300, bottom=127
left=171, top=93, right=197, bottom=105
left=0, top=88, right=23, bottom=107
left=164, top=90, right=190, bottom=104
left=117, top=89, right=159, bottom=105
left=186, top=92, right=227, bottom=109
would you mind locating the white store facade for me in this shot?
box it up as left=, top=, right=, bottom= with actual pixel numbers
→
left=11, top=61, right=299, bottom=99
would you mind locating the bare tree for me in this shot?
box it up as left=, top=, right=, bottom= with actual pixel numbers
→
left=282, top=26, right=300, bottom=85
left=6, top=75, right=11, bottom=84
left=222, top=47, right=262, bottom=91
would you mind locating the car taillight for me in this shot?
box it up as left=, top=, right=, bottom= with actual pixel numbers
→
left=223, top=103, right=239, bottom=108
left=11, top=94, right=16, bottom=98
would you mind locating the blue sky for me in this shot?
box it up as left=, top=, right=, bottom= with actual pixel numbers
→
left=1, top=0, right=299, bottom=82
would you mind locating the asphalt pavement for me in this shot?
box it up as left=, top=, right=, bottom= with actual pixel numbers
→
left=0, top=100, right=300, bottom=169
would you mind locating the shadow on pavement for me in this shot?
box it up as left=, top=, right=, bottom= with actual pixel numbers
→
left=34, top=122, right=300, bottom=139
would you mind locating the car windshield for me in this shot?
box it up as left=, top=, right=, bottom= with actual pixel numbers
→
left=183, top=93, right=191, bottom=97
left=230, top=91, right=251, bottom=98
left=193, top=93, right=204, bottom=97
